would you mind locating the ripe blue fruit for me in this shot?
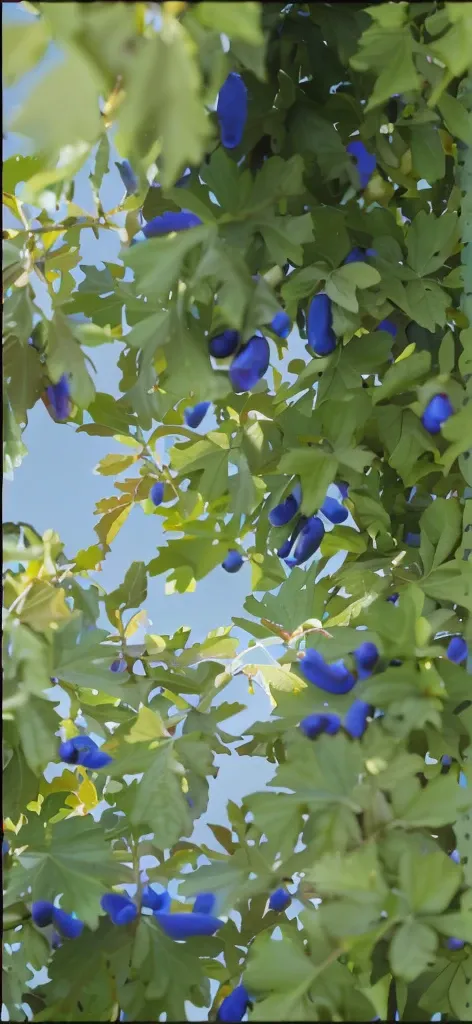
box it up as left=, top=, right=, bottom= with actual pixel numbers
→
left=52, top=908, right=84, bottom=939
left=447, top=938, right=465, bottom=951
left=450, top=849, right=461, bottom=864
left=222, top=550, right=244, bottom=573
left=337, top=481, right=349, bottom=499
left=150, top=481, right=165, bottom=506
left=447, top=636, right=468, bottom=663
left=346, top=140, right=376, bottom=189
left=285, top=515, right=324, bottom=567
left=277, top=538, right=292, bottom=559
left=270, top=311, right=291, bottom=338
left=405, top=531, right=420, bottom=547
left=110, top=656, right=126, bottom=673
left=300, top=649, right=356, bottom=695
left=269, top=888, right=291, bottom=912
left=101, top=893, right=138, bottom=926
left=354, top=641, right=379, bottom=678
left=320, top=496, right=348, bottom=525
left=141, top=210, right=202, bottom=239
left=421, top=393, right=454, bottom=434
left=277, top=514, right=307, bottom=560
left=46, top=375, right=70, bottom=421
left=209, top=330, right=239, bottom=358
left=377, top=319, right=397, bottom=337
left=141, top=887, right=171, bottom=912
left=300, top=712, right=341, bottom=739
left=2, top=838, right=9, bottom=857
left=32, top=901, right=54, bottom=928
left=32, top=901, right=84, bottom=938
left=59, top=735, right=112, bottom=770
left=217, top=72, right=248, bottom=150
left=154, top=910, right=224, bottom=940
left=344, top=699, right=371, bottom=739
left=344, top=247, right=366, bottom=264
left=307, top=293, right=336, bottom=356
left=229, top=335, right=270, bottom=392
left=192, top=893, right=216, bottom=915
left=184, top=402, right=210, bottom=429
left=269, top=484, right=302, bottom=527
left=442, top=755, right=453, bottom=767
left=387, top=592, right=399, bottom=604
left=116, top=160, right=138, bottom=195
left=217, top=984, right=250, bottom=1023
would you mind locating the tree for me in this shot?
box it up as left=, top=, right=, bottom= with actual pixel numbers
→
left=3, top=1, right=472, bottom=1020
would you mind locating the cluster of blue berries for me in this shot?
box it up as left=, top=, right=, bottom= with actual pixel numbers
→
left=299, top=640, right=379, bottom=742
left=272, top=481, right=348, bottom=568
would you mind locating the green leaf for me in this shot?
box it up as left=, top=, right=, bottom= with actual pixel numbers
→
left=392, top=775, right=465, bottom=828
left=419, top=497, right=462, bottom=575
left=3, top=19, right=50, bottom=87
left=389, top=920, right=437, bottom=982
left=407, top=211, right=459, bottom=278
left=123, top=226, right=212, bottom=299
left=129, top=745, right=192, bottom=848
left=372, top=350, right=431, bottom=404
left=326, top=262, right=381, bottom=314
left=411, top=125, right=445, bottom=183
left=46, top=312, right=95, bottom=409
left=7, top=817, right=125, bottom=927
left=276, top=447, right=338, bottom=516
left=116, top=25, right=212, bottom=188
left=194, top=2, right=263, bottom=44
left=107, top=561, right=148, bottom=611
left=399, top=847, right=462, bottom=915
left=12, top=47, right=103, bottom=152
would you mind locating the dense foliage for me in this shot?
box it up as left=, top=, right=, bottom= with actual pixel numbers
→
left=3, top=2, right=472, bottom=1021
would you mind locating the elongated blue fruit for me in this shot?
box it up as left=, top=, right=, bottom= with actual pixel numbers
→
left=405, top=532, right=420, bottom=547
left=193, top=893, right=216, bottom=915
left=300, top=649, right=356, bottom=694
left=59, top=735, right=112, bottom=770
left=52, top=908, right=84, bottom=939
left=209, top=330, right=239, bottom=358
left=354, top=641, right=379, bottom=680
left=450, top=849, right=461, bottom=864
left=184, top=402, right=210, bottom=429
left=141, top=887, right=172, bottom=912
left=269, top=483, right=302, bottom=527
left=447, top=636, right=468, bottom=664
left=218, top=985, right=250, bottom=1023
left=270, top=311, right=291, bottom=338
left=116, top=160, right=138, bottom=195
left=422, top=393, right=454, bottom=434
left=222, top=550, right=244, bottom=573
left=344, top=699, right=371, bottom=738
left=32, top=901, right=54, bottom=928
left=217, top=72, right=248, bottom=150
left=101, top=893, right=138, bottom=926
left=346, top=140, right=376, bottom=189
left=141, top=210, right=202, bottom=239
left=110, top=656, right=126, bottom=673
left=307, top=293, right=336, bottom=355
left=229, top=335, right=270, bottom=392
left=320, top=496, right=348, bottom=525
left=377, top=319, right=397, bottom=337
left=300, top=712, right=341, bottom=739
left=285, top=515, right=324, bottom=567
left=277, top=514, right=307, bottom=559
left=46, top=375, right=71, bottom=421
left=344, top=247, right=365, bottom=264
left=150, top=482, right=165, bottom=506
left=154, top=910, right=224, bottom=939
left=447, top=938, right=465, bottom=951
left=269, top=888, right=291, bottom=912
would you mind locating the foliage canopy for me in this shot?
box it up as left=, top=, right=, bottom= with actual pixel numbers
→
left=2, top=2, right=472, bottom=1021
